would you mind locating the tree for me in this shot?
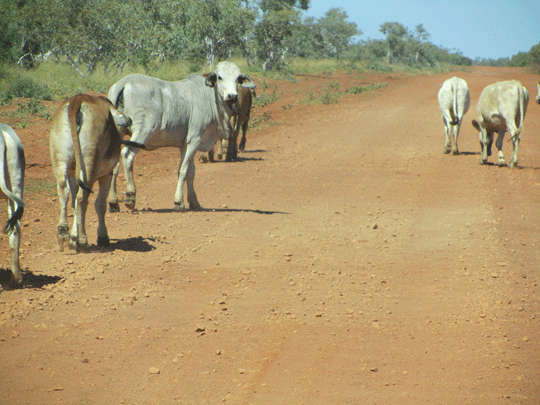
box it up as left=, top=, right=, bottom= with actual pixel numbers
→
left=379, top=22, right=407, bottom=63
left=255, top=0, right=310, bottom=71
left=315, top=8, right=359, bottom=59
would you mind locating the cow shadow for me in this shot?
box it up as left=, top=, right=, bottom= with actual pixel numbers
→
left=91, top=236, right=157, bottom=253
left=139, top=207, right=289, bottom=215
left=0, top=268, right=62, bottom=290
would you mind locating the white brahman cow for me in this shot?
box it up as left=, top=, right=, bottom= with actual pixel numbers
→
left=50, top=94, right=138, bottom=251
left=0, top=123, right=25, bottom=286
left=536, top=81, right=539, bottom=104
left=438, top=76, right=470, bottom=155
left=472, top=80, right=529, bottom=167
left=107, top=61, right=256, bottom=212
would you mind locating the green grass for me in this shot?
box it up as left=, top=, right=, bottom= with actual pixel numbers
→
left=24, top=178, right=57, bottom=198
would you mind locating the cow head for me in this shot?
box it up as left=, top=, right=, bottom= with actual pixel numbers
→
left=205, top=62, right=255, bottom=109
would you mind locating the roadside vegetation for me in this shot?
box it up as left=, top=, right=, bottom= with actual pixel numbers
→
left=0, top=0, right=537, bottom=129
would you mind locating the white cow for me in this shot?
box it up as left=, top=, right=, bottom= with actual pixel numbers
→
left=50, top=94, right=136, bottom=251
left=0, top=123, right=25, bottom=286
left=438, top=76, right=470, bottom=155
left=472, top=80, right=529, bottom=167
left=107, top=61, right=256, bottom=212
left=536, top=81, right=539, bottom=104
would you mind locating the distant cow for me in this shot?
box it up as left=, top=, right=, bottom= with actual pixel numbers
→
left=50, top=94, right=138, bottom=251
left=472, top=80, right=529, bottom=167
left=0, top=124, right=25, bottom=286
left=200, top=85, right=256, bottom=163
left=107, top=61, right=256, bottom=212
left=536, top=81, right=539, bottom=104
left=438, top=76, right=470, bottom=155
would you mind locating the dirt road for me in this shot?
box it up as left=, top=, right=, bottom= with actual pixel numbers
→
left=1, top=66, right=539, bottom=404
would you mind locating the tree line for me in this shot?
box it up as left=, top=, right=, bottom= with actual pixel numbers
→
left=1, top=0, right=538, bottom=76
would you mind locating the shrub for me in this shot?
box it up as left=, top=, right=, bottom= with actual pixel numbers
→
left=5, top=76, right=53, bottom=100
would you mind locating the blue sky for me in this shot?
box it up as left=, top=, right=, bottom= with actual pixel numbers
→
left=304, top=0, right=540, bottom=60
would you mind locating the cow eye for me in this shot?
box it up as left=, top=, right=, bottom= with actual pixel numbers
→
left=218, top=76, right=223, bottom=81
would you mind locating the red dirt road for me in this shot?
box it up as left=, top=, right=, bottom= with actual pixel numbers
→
left=1, top=66, right=539, bottom=404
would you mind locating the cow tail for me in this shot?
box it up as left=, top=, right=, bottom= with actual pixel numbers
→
left=452, top=83, right=459, bottom=125
left=0, top=132, right=24, bottom=234
left=67, top=99, right=93, bottom=194
left=510, top=85, right=526, bottom=143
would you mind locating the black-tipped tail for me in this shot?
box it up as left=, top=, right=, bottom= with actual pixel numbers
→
left=77, top=179, right=94, bottom=194
left=3, top=205, right=24, bottom=234
left=121, top=140, right=147, bottom=150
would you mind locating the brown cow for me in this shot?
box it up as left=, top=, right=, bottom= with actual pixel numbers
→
left=50, top=94, right=139, bottom=251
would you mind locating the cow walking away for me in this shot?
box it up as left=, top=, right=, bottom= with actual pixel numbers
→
left=472, top=80, right=529, bottom=168
left=438, top=76, right=470, bottom=155
left=50, top=94, right=138, bottom=251
left=107, top=61, right=256, bottom=212
left=200, top=85, right=256, bottom=163
left=0, top=124, right=25, bottom=286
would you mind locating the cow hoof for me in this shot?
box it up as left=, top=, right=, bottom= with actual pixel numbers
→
left=452, top=150, right=459, bottom=155
left=199, top=154, right=208, bottom=163
left=97, top=236, right=110, bottom=247
left=498, top=161, right=506, bottom=167
left=124, top=192, right=136, bottom=210
left=173, top=202, right=186, bottom=212
left=480, top=159, right=487, bottom=165
left=217, top=153, right=223, bottom=160
left=8, top=277, right=23, bottom=289
left=108, top=202, right=120, bottom=213
left=190, top=203, right=202, bottom=211
left=443, top=149, right=451, bottom=154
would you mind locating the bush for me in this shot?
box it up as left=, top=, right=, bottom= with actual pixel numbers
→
left=5, top=76, right=53, bottom=100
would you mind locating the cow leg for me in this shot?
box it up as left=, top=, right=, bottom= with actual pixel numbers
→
left=217, top=139, right=224, bottom=160
left=238, top=121, right=248, bottom=151
left=452, top=121, right=461, bottom=155
left=121, top=145, right=140, bottom=210
left=107, top=161, right=121, bottom=212
left=96, top=174, right=112, bottom=247
left=174, top=143, right=200, bottom=212
left=509, top=136, right=520, bottom=168
left=70, top=181, right=89, bottom=251
left=495, top=131, right=506, bottom=167
left=55, top=175, right=71, bottom=251
left=7, top=203, right=22, bottom=285
left=443, top=118, right=452, bottom=154
left=479, top=130, right=491, bottom=165
left=226, top=126, right=240, bottom=161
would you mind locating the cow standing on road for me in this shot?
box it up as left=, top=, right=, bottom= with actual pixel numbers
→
left=0, top=123, right=25, bottom=286
left=50, top=94, right=136, bottom=251
left=536, top=81, right=539, bottom=104
left=472, top=80, right=529, bottom=168
left=107, top=62, right=256, bottom=212
left=438, top=76, right=470, bottom=155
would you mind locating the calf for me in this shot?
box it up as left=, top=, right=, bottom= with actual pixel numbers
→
left=0, top=123, right=25, bottom=285
left=50, top=94, right=136, bottom=251
left=438, top=77, right=470, bottom=155
left=472, top=80, right=529, bottom=167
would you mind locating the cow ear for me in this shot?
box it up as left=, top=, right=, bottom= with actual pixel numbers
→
left=471, top=119, right=480, bottom=131
left=205, top=72, right=217, bottom=88
left=239, top=74, right=256, bottom=89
